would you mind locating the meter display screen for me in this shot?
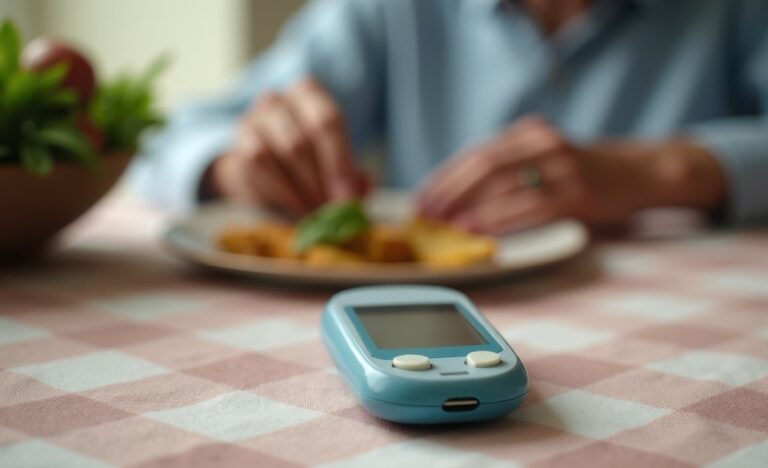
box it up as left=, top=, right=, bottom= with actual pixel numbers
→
left=354, top=304, right=486, bottom=349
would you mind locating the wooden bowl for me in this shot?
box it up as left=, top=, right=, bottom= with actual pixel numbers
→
left=0, top=153, right=132, bottom=261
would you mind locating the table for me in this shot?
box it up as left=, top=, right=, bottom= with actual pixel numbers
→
left=1, top=192, right=767, bottom=467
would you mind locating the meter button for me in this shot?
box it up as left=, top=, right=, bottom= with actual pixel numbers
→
left=467, top=351, right=501, bottom=368
left=393, top=354, right=431, bottom=370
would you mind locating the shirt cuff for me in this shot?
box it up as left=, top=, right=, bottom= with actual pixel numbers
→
left=687, top=120, right=768, bottom=225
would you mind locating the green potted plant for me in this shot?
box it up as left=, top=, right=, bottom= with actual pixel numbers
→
left=0, top=19, right=166, bottom=260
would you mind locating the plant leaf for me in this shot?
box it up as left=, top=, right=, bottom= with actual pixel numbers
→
left=38, top=126, right=96, bottom=165
left=21, top=144, right=54, bottom=175
left=38, top=63, right=69, bottom=92
left=0, top=19, right=21, bottom=82
left=138, top=54, right=171, bottom=90
left=0, top=19, right=114, bottom=175
left=295, top=201, right=371, bottom=252
left=90, top=55, right=168, bottom=152
left=5, top=71, right=40, bottom=116
left=48, top=89, right=78, bottom=109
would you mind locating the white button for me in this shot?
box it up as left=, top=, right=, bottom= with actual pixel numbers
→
left=466, top=351, right=501, bottom=368
left=393, top=354, right=431, bottom=370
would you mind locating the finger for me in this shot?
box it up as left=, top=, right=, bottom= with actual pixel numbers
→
left=446, top=154, right=579, bottom=221
left=289, top=79, right=363, bottom=200
left=223, top=123, right=277, bottom=204
left=418, top=117, right=553, bottom=208
left=253, top=93, right=324, bottom=208
left=417, top=145, right=494, bottom=219
left=356, top=172, right=375, bottom=199
left=423, top=149, right=499, bottom=219
left=244, top=147, right=311, bottom=216
left=434, top=168, right=521, bottom=220
left=211, top=151, right=254, bottom=204
left=454, top=190, right=562, bottom=235
left=494, top=119, right=570, bottom=160
left=233, top=118, right=311, bottom=215
left=417, top=144, right=477, bottom=210
left=424, top=141, right=562, bottom=221
left=419, top=120, right=563, bottom=217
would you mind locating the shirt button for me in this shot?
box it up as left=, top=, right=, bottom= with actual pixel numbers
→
left=393, top=354, right=432, bottom=370
left=466, top=351, right=501, bottom=368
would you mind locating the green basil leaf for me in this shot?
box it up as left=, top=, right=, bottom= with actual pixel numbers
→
left=295, top=201, right=371, bottom=252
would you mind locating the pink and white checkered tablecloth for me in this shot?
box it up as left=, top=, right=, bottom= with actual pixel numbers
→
left=1, top=192, right=767, bottom=467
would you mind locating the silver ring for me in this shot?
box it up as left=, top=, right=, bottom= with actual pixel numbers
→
left=517, top=166, right=543, bottom=190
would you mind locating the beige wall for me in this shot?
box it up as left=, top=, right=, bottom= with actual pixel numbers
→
left=0, top=0, right=304, bottom=108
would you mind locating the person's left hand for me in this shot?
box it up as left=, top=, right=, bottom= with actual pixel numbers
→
left=417, top=117, right=725, bottom=234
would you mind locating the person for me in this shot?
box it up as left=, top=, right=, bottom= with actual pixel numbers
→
left=134, top=0, right=768, bottom=233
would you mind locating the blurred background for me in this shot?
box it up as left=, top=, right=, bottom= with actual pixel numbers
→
left=0, top=0, right=303, bottom=108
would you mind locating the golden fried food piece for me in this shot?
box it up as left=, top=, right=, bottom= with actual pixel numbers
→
left=219, top=224, right=299, bottom=259
left=340, top=233, right=369, bottom=257
left=407, top=219, right=496, bottom=268
left=365, top=225, right=416, bottom=263
left=259, top=224, right=299, bottom=259
left=338, top=227, right=414, bottom=263
left=304, top=245, right=367, bottom=266
left=219, top=226, right=270, bottom=256
left=219, top=218, right=496, bottom=269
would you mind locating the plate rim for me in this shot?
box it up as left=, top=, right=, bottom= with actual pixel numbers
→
left=162, top=201, right=590, bottom=286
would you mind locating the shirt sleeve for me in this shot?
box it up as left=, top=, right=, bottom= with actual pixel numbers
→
left=131, top=0, right=387, bottom=212
left=686, top=2, right=768, bottom=225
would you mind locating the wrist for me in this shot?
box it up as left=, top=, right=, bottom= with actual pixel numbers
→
left=647, top=139, right=727, bottom=211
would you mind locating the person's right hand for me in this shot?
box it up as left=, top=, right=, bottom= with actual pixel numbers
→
left=206, top=78, right=370, bottom=216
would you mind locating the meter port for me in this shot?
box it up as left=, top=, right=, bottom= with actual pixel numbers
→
left=442, top=398, right=480, bottom=412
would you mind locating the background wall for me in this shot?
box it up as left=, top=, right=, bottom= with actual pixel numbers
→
left=0, top=0, right=304, bottom=108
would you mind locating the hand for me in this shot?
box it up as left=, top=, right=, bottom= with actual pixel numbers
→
left=418, top=117, right=726, bottom=234
left=205, top=79, right=370, bottom=216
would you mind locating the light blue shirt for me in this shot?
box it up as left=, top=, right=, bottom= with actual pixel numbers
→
left=135, top=0, right=768, bottom=224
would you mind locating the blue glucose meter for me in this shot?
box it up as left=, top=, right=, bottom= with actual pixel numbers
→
left=322, top=285, right=529, bottom=424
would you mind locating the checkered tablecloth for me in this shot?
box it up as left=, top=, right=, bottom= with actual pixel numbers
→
left=1, top=192, right=767, bottom=467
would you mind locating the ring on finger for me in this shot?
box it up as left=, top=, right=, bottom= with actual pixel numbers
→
left=516, top=166, right=544, bottom=190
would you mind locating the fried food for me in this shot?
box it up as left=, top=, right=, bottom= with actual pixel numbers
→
left=220, top=223, right=298, bottom=259
left=219, top=219, right=495, bottom=268
left=361, top=226, right=416, bottom=263
left=406, top=219, right=496, bottom=268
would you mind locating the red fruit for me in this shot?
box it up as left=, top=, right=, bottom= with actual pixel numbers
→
left=22, top=38, right=97, bottom=106
left=77, top=115, right=104, bottom=152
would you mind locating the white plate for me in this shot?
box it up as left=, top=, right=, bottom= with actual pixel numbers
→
left=163, top=192, right=589, bottom=287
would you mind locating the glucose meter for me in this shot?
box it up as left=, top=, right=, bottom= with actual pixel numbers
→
left=322, top=285, right=529, bottom=424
